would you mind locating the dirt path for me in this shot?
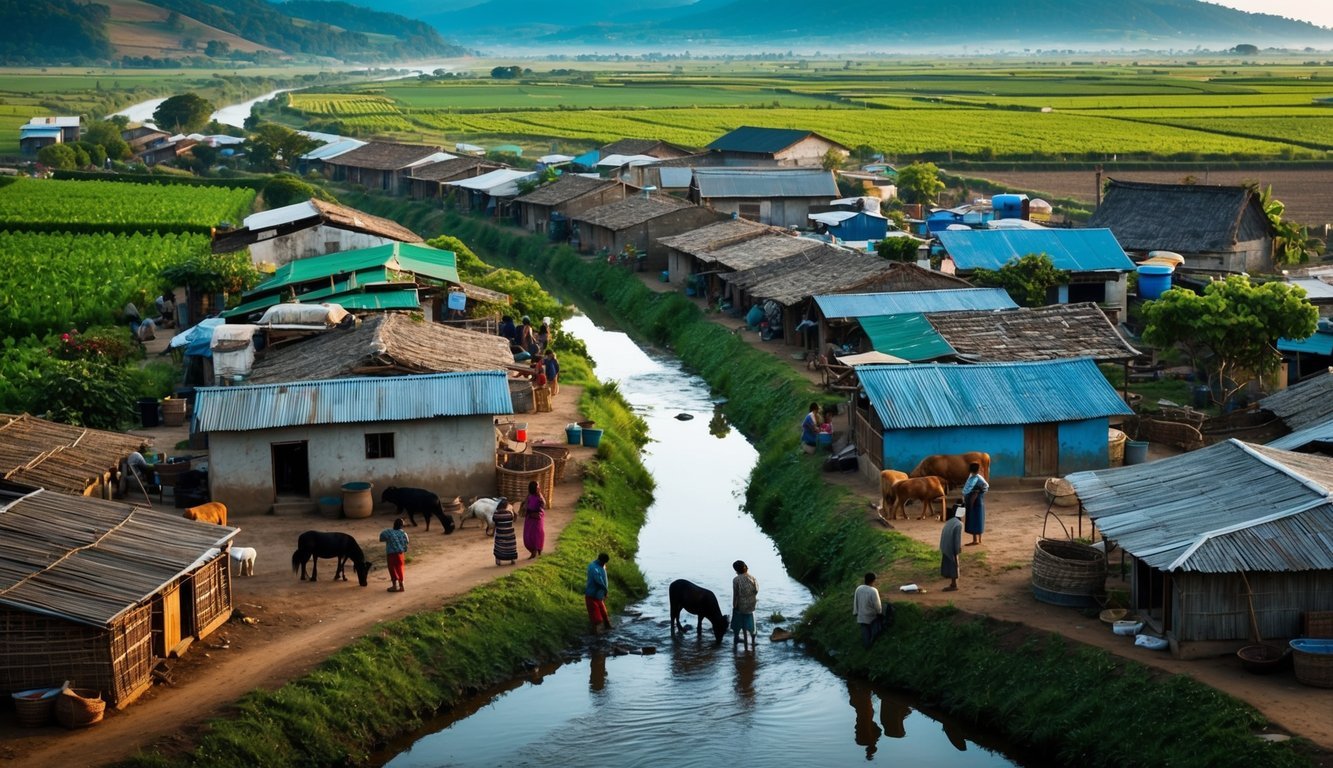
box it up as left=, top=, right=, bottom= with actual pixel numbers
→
left=0, top=381, right=593, bottom=766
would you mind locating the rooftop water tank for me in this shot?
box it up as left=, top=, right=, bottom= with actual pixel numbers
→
left=993, top=193, right=1030, bottom=221
left=1137, top=264, right=1175, bottom=300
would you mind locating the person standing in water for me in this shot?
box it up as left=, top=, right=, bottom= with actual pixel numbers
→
left=731, top=560, right=758, bottom=650
left=585, top=552, right=612, bottom=633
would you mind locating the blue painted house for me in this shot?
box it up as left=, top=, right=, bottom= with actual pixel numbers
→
left=853, top=358, right=1132, bottom=477
left=808, top=209, right=889, bottom=242
left=935, top=228, right=1135, bottom=318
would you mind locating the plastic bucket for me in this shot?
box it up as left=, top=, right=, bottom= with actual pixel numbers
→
left=161, top=398, right=187, bottom=427
left=514, top=423, right=528, bottom=443
left=815, top=432, right=833, bottom=450
left=318, top=496, right=342, bottom=519
left=659, top=270, right=670, bottom=283
left=581, top=428, right=604, bottom=448
left=566, top=425, right=582, bottom=445
left=1124, top=440, right=1149, bottom=466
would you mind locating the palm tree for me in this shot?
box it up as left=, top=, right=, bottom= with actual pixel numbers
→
left=1255, top=185, right=1326, bottom=265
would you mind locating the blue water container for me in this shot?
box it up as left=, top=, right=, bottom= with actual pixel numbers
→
left=1137, top=264, right=1174, bottom=300
left=565, top=424, right=582, bottom=445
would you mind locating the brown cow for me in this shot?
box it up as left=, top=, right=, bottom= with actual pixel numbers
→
left=891, top=476, right=947, bottom=521
left=183, top=502, right=228, bottom=526
left=879, top=469, right=909, bottom=519
left=909, top=452, right=991, bottom=492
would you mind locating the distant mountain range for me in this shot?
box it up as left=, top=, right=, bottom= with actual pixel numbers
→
left=366, top=0, right=1333, bottom=50
left=0, top=0, right=466, bottom=65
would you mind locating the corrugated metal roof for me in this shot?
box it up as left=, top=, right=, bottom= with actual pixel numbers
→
left=694, top=168, right=838, bottom=199
left=937, top=228, right=1135, bottom=272
left=329, top=289, right=421, bottom=310
left=706, top=126, right=822, bottom=154
left=858, top=313, right=955, bottom=362
left=660, top=167, right=693, bottom=188
left=1268, top=416, right=1333, bottom=451
left=1066, top=440, right=1333, bottom=573
left=0, top=490, right=236, bottom=628
left=193, top=371, right=513, bottom=433
left=446, top=168, right=536, bottom=195
left=1290, top=277, right=1333, bottom=301
left=815, top=288, right=1017, bottom=319
left=1278, top=332, right=1333, bottom=355
left=858, top=357, right=1133, bottom=429
left=1260, top=369, right=1333, bottom=430
left=247, top=242, right=457, bottom=296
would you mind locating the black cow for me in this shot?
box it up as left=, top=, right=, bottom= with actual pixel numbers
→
left=668, top=579, right=730, bottom=643
left=381, top=486, right=456, bottom=534
left=291, top=531, right=372, bottom=586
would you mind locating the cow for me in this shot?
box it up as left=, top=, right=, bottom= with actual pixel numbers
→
left=292, top=531, right=372, bottom=586
left=891, top=476, right=947, bottom=521
left=879, top=469, right=909, bottom=519
left=183, top=502, right=227, bottom=526
left=380, top=487, right=456, bottom=534
left=909, top=452, right=991, bottom=492
left=668, top=579, right=730, bottom=643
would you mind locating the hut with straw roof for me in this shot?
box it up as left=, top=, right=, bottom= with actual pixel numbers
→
left=0, top=490, right=237, bottom=706
left=0, top=414, right=148, bottom=498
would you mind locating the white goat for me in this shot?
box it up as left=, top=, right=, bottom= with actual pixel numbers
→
left=229, top=546, right=257, bottom=577
left=459, top=497, right=503, bottom=536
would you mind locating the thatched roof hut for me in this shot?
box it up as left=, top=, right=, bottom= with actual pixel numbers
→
left=0, top=490, right=237, bottom=704
left=246, top=313, right=513, bottom=385
left=0, top=414, right=147, bottom=498
left=926, top=303, right=1141, bottom=363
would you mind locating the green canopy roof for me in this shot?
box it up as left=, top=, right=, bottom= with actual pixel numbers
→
left=859, top=313, right=955, bottom=362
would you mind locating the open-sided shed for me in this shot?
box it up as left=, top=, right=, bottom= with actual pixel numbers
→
left=0, top=490, right=237, bottom=705
left=0, top=414, right=147, bottom=498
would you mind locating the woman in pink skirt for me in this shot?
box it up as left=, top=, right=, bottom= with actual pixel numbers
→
left=522, top=480, right=546, bottom=558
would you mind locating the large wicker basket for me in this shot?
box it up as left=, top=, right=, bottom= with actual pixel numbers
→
left=1108, top=428, right=1128, bottom=466
left=508, top=378, right=534, bottom=414
left=496, top=450, right=554, bottom=506
left=1291, top=639, right=1333, bottom=688
left=1031, top=539, right=1106, bottom=607
left=12, top=686, right=63, bottom=727
left=532, top=444, right=571, bottom=482
left=54, top=688, right=105, bottom=728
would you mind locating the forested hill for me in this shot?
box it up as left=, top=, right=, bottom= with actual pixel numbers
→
left=279, top=0, right=450, bottom=52
left=0, top=0, right=113, bottom=63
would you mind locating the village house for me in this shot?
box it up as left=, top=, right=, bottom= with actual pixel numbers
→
left=1087, top=179, right=1276, bottom=275
left=934, top=227, right=1135, bottom=319
left=705, top=126, right=849, bottom=167
left=19, top=116, right=80, bottom=155
left=925, top=302, right=1140, bottom=366
left=139, top=137, right=198, bottom=167
left=405, top=156, right=503, bottom=200
left=1066, top=439, right=1333, bottom=658
left=295, top=134, right=367, bottom=175
left=572, top=194, right=725, bottom=269
left=322, top=142, right=452, bottom=194
left=512, top=174, right=626, bottom=237
left=1260, top=369, right=1333, bottom=454
left=813, top=287, right=1017, bottom=357
left=658, top=217, right=783, bottom=290
left=690, top=167, right=839, bottom=228
left=598, top=138, right=695, bottom=162
left=445, top=168, right=537, bottom=216
left=852, top=357, right=1132, bottom=479
left=0, top=413, right=147, bottom=499
left=211, top=198, right=423, bottom=267
left=121, top=125, right=172, bottom=156
left=808, top=207, right=890, bottom=243
left=0, top=490, right=236, bottom=705
left=193, top=371, right=513, bottom=515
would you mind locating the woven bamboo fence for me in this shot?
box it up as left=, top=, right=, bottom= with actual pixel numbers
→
left=0, top=602, right=153, bottom=706
left=188, top=556, right=232, bottom=639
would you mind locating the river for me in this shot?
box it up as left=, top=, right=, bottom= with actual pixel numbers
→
left=380, top=315, right=1031, bottom=767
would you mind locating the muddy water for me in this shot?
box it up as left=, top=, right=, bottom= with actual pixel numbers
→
left=383, top=316, right=1027, bottom=767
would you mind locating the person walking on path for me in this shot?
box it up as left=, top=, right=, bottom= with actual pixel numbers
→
left=961, top=461, right=988, bottom=546
left=522, top=480, right=546, bottom=559
left=543, top=351, right=560, bottom=398
left=853, top=572, right=889, bottom=648
left=731, top=560, right=758, bottom=650
left=585, top=553, right=612, bottom=633
left=940, top=505, right=963, bottom=591
left=379, top=518, right=409, bottom=592
left=800, top=402, right=821, bottom=454
left=492, top=498, right=518, bottom=566
left=518, top=316, right=539, bottom=358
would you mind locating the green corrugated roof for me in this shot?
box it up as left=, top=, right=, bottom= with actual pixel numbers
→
left=333, top=290, right=421, bottom=310
left=859, top=313, right=955, bottom=361
left=250, top=243, right=458, bottom=295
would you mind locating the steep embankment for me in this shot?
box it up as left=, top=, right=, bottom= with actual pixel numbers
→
left=427, top=211, right=1317, bottom=768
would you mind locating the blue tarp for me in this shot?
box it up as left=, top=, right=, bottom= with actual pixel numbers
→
left=169, top=317, right=225, bottom=358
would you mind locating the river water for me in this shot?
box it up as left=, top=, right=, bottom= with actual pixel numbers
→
left=381, top=315, right=1028, bottom=768
left=113, top=89, right=292, bottom=128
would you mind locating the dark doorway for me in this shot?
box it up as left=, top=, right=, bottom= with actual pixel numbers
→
left=271, top=441, right=310, bottom=497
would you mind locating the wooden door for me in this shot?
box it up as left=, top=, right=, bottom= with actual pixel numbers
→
left=153, top=585, right=182, bottom=658
left=1024, top=423, right=1059, bottom=476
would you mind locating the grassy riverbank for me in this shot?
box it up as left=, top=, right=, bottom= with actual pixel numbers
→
left=421, top=211, right=1314, bottom=768
left=122, top=375, right=653, bottom=766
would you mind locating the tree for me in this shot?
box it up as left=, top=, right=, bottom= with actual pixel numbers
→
left=204, top=40, right=231, bottom=57
left=971, top=252, right=1069, bottom=308
left=1232, top=43, right=1259, bottom=55
left=895, top=162, right=944, bottom=204
left=491, top=65, right=521, bottom=79
left=261, top=174, right=336, bottom=208
left=153, top=93, right=215, bottom=133
left=821, top=148, right=844, bottom=171
left=37, top=144, right=77, bottom=170
left=1256, top=185, right=1326, bottom=265
left=875, top=236, right=919, bottom=262
left=1142, top=276, right=1317, bottom=405
left=245, top=122, right=318, bottom=172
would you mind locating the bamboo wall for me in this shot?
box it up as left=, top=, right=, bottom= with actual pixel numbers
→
left=1173, top=570, right=1333, bottom=642
left=0, top=602, right=153, bottom=704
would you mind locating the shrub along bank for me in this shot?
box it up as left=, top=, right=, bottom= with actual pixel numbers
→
left=122, top=374, right=653, bottom=766
left=431, top=212, right=1313, bottom=768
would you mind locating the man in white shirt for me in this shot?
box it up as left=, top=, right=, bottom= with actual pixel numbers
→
left=853, top=572, right=889, bottom=648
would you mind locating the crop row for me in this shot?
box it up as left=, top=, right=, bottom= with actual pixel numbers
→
left=0, top=178, right=256, bottom=233
left=0, top=231, right=211, bottom=337
left=288, top=93, right=402, bottom=117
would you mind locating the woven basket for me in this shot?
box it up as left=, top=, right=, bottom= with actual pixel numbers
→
left=508, top=379, right=534, bottom=414
left=1043, top=477, right=1079, bottom=508
left=54, top=688, right=105, bottom=728
left=1291, top=639, right=1333, bottom=688
left=12, top=686, right=62, bottom=727
left=496, top=450, right=554, bottom=506
left=1108, top=428, right=1128, bottom=466
left=1031, top=539, right=1106, bottom=604
left=1303, top=611, right=1333, bottom=639
left=532, top=444, right=570, bottom=482
left=1237, top=643, right=1291, bottom=675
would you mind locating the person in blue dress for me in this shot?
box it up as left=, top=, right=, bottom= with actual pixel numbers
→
left=961, top=461, right=989, bottom=546
left=800, top=402, right=820, bottom=454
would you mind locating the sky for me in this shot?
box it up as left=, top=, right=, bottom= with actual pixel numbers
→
left=1208, top=0, right=1333, bottom=29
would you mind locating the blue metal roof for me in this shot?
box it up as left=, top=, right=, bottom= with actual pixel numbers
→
left=1066, top=440, right=1333, bottom=573
left=1268, top=416, right=1333, bottom=451
left=858, top=357, right=1132, bottom=430
left=693, top=168, right=837, bottom=199
left=815, top=288, right=1017, bottom=319
left=936, top=228, right=1135, bottom=273
left=1278, top=332, right=1333, bottom=355
left=193, top=371, right=512, bottom=433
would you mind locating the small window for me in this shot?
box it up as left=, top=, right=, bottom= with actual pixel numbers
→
left=738, top=203, right=762, bottom=222
left=365, top=433, right=395, bottom=459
